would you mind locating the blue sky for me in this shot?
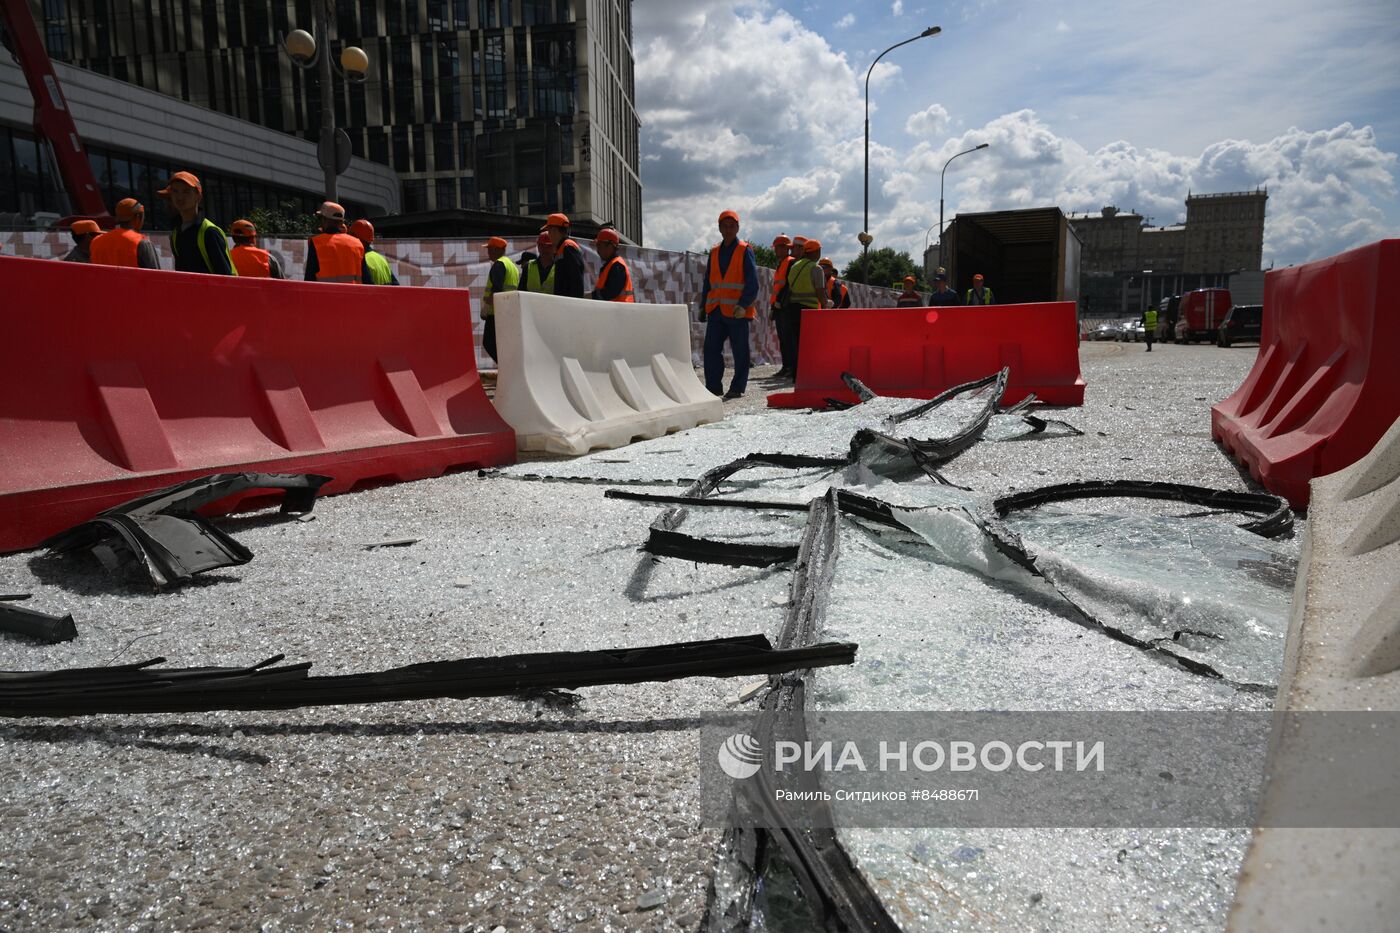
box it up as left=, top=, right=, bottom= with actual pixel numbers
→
left=632, top=0, right=1400, bottom=268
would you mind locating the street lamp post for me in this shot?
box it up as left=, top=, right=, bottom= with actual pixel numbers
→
left=862, top=26, right=940, bottom=283
left=923, top=221, right=939, bottom=275
left=283, top=6, right=369, bottom=202
left=938, top=142, right=989, bottom=271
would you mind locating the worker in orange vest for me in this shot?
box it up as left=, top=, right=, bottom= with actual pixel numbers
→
left=770, top=235, right=794, bottom=376
left=820, top=259, right=851, bottom=308
left=701, top=209, right=760, bottom=400
left=543, top=213, right=586, bottom=298
left=90, top=198, right=161, bottom=269
left=229, top=220, right=286, bottom=278
left=589, top=228, right=634, bottom=301
left=303, top=201, right=372, bottom=283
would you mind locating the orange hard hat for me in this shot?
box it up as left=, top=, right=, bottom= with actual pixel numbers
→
left=792, top=235, right=807, bottom=245
left=350, top=219, right=375, bottom=242
left=595, top=228, right=620, bottom=245
left=818, top=258, right=834, bottom=268
left=773, top=235, right=792, bottom=247
left=803, top=239, right=821, bottom=254
left=718, top=210, right=740, bottom=225
left=904, top=275, right=917, bottom=285
left=230, top=219, right=257, bottom=238
left=114, top=198, right=144, bottom=220
left=157, top=171, right=201, bottom=196
left=70, top=219, right=101, bottom=235
left=546, top=212, right=571, bottom=228
left=487, top=235, right=507, bottom=249
left=973, top=273, right=984, bottom=281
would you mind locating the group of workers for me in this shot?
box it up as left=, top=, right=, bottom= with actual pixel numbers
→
left=58, top=169, right=398, bottom=285
left=894, top=271, right=996, bottom=307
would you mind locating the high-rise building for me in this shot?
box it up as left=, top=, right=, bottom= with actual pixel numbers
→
left=32, top=0, right=642, bottom=241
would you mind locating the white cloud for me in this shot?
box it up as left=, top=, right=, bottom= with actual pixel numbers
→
left=867, top=61, right=902, bottom=90
left=836, top=13, right=855, bottom=28
left=905, top=104, right=950, bottom=138
left=892, top=0, right=904, bottom=15
left=1056, top=20, right=1070, bottom=32
left=634, top=1, right=1398, bottom=269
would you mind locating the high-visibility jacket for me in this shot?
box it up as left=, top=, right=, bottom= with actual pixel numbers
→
left=965, top=286, right=995, bottom=305
left=231, top=244, right=273, bottom=278
left=771, top=255, right=795, bottom=308
left=309, top=232, right=366, bottom=283
left=171, top=217, right=236, bottom=275
left=90, top=227, right=145, bottom=268
left=364, top=249, right=396, bottom=285
left=483, top=256, right=520, bottom=316
left=1144, top=309, right=1159, bottom=330
left=706, top=240, right=755, bottom=318
left=827, top=278, right=850, bottom=308
left=525, top=259, right=555, bottom=294
left=784, top=258, right=822, bottom=309
left=597, top=256, right=634, bottom=301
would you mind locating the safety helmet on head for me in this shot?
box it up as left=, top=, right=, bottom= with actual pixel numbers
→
left=973, top=273, right=984, bottom=282
left=70, top=219, right=101, bottom=236
left=114, top=198, right=144, bottom=221
left=802, top=239, right=821, bottom=255
left=818, top=258, right=834, bottom=268
left=546, top=212, right=571, bottom=228
left=157, top=171, right=202, bottom=196
left=718, top=210, right=740, bottom=226
left=350, top=219, right=375, bottom=242
left=317, top=201, right=347, bottom=222
left=487, top=235, right=507, bottom=249
left=230, top=219, right=258, bottom=238
left=773, top=235, right=792, bottom=248
left=595, top=228, right=620, bottom=245
left=904, top=275, right=917, bottom=285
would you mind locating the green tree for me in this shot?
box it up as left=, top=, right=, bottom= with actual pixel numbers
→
left=841, top=248, right=925, bottom=291
left=246, top=201, right=317, bottom=238
left=751, top=244, right=779, bottom=269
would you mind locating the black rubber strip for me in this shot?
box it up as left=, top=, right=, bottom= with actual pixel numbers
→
left=0, top=635, right=857, bottom=718
left=993, top=479, right=1292, bottom=538
left=645, top=526, right=800, bottom=567
left=0, top=603, right=77, bottom=644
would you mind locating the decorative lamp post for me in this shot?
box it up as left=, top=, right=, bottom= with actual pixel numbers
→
left=282, top=9, right=368, bottom=202
left=861, top=26, right=941, bottom=283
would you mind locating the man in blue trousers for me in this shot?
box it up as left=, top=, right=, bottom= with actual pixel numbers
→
left=700, top=210, right=760, bottom=400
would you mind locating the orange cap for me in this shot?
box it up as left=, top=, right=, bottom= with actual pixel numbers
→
left=803, top=239, right=821, bottom=254
left=595, top=228, right=620, bottom=245
left=157, top=171, right=201, bottom=196
left=70, top=219, right=101, bottom=235
left=487, top=236, right=507, bottom=249
left=114, top=198, right=144, bottom=220
left=718, top=210, right=740, bottom=225
left=973, top=273, right=984, bottom=281
left=818, top=258, right=834, bottom=268
left=230, top=219, right=257, bottom=238
left=772, top=235, right=792, bottom=247
left=317, top=201, right=347, bottom=222
left=546, top=212, right=571, bottom=228
left=904, top=275, right=917, bottom=285
left=350, top=219, right=375, bottom=242
left=792, top=236, right=807, bottom=245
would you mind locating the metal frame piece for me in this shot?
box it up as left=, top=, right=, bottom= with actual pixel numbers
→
left=993, top=479, right=1293, bottom=538
left=0, top=599, right=77, bottom=643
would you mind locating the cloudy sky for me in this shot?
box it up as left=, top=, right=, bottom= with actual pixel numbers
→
left=632, top=0, right=1400, bottom=268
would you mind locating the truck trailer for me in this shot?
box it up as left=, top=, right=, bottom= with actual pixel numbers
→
left=940, top=207, right=1082, bottom=305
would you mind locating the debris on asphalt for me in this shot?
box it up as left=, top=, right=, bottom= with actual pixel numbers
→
left=363, top=537, right=421, bottom=550
left=42, top=473, right=331, bottom=589
left=0, top=599, right=77, bottom=644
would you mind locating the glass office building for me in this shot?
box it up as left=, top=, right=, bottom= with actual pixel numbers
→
left=33, top=0, right=642, bottom=241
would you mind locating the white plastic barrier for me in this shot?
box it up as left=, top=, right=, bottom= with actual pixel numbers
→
left=492, top=292, right=724, bottom=455
left=1229, top=415, right=1400, bottom=932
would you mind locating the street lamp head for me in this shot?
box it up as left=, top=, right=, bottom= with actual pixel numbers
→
left=920, top=26, right=942, bottom=37
left=975, top=143, right=990, bottom=150
left=284, top=29, right=316, bottom=65
left=340, top=46, right=369, bottom=81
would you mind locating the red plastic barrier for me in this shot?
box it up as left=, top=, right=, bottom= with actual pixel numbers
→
left=767, top=302, right=1085, bottom=408
left=1211, top=239, right=1399, bottom=509
left=0, top=256, right=516, bottom=552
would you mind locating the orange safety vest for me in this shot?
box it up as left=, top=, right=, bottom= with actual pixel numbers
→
left=827, top=278, right=849, bottom=307
left=89, top=227, right=145, bottom=268
left=771, top=255, right=795, bottom=308
left=231, top=244, right=273, bottom=278
left=310, top=232, right=365, bottom=283
left=705, top=239, right=754, bottom=319
left=597, top=256, right=634, bottom=301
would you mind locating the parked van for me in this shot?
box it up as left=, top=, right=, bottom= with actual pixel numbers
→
left=1217, top=304, right=1263, bottom=347
left=1178, top=288, right=1232, bottom=342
